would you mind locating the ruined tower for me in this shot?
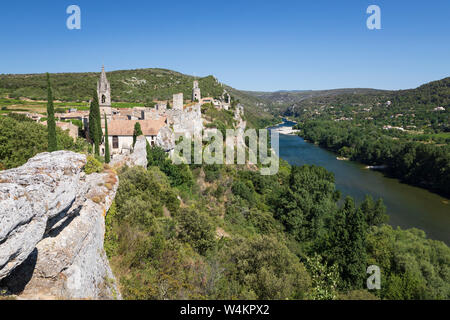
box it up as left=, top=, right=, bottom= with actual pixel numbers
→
left=173, top=93, right=184, bottom=111
left=97, top=66, right=112, bottom=116
left=192, top=80, right=201, bottom=102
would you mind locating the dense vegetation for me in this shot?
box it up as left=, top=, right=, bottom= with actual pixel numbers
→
left=0, top=114, right=88, bottom=170
left=104, top=146, right=450, bottom=300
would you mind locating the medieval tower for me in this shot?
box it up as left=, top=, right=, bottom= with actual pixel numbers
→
left=192, top=80, right=201, bottom=102
left=97, top=66, right=112, bottom=116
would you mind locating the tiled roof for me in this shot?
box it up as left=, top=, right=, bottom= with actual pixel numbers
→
left=108, top=118, right=167, bottom=136
left=56, top=112, right=89, bottom=118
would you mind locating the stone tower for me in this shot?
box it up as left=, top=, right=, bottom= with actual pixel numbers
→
left=173, top=93, right=184, bottom=111
left=97, top=66, right=112, bottom=116
left=192, top=80, right=201, bottom=102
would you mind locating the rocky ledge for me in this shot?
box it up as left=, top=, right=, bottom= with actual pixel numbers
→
left=0, top=151, right=120, bottom=300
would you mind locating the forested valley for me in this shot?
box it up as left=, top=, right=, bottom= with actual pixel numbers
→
left=104, top=144, right=450, bottom=300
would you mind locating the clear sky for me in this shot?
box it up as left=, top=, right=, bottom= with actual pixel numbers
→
left=0, top=0, right=449, bottom=91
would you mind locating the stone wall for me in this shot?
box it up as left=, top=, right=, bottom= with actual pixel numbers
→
left=164, top=103, right=203, bottom=137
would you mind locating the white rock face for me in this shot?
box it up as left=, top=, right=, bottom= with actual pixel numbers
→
left=129, top=136, right=148, bottom=168
left=111, top=136, right=148, bottom=169
left=156, top=126, right=175, bottom=151
left=0, top=151, right=85, bottom=280
left=0, top=151, right=120, bottom=300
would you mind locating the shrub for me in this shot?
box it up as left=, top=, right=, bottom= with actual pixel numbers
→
left=85, top=155, right=103, bottom=174
left=176, top=207, right=215, bottom=255
left=204, top=164, right=221, bottom=183
left=231, top=180, right=255, bottom=204
left=219, top=235, right=311, bottom=299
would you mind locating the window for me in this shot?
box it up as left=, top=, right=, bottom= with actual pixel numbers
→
left=102, top=95, right=106, bottom=104
left=113, top=136, right=119, bottom=149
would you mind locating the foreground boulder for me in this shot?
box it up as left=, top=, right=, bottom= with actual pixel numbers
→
left=0, top=151, right=120, bottom=299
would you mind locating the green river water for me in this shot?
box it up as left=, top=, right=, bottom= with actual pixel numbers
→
left=272, top=120, right=450, bottom=244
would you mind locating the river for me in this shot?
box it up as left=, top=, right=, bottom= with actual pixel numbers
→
left=271, top=120, right=450, bottom=244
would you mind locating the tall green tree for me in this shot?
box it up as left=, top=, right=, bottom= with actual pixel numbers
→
left=104, top=113, right=110, bottom=163
left=360, top=196, right=389, bottom=227
left=133, top=122, right=143, bottom=147
left=345, top=202, right=368, bottom=289
left=325, top=197, right=368, bottom=290
left=89, top=90, right=102, bottom=156
left=46, top=73, right=57, bottom=152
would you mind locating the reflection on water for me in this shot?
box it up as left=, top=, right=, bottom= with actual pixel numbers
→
left=272, top=121, right=450, bottom=244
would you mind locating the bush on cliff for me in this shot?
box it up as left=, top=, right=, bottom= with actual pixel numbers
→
left=84, top=156, right=103, bottom=175
left=0, top=114, right=88, bottom=170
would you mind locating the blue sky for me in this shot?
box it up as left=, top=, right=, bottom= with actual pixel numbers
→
left=0, top=0, right=449, bottom=91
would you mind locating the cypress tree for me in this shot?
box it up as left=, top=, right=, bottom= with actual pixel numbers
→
left=89, top=90, right=101, bottom=156
left=104, top=113, right=110, bottom=163
left=133, top=122, right=143, bottom=147
left=46, top=73, right=57, bottom=152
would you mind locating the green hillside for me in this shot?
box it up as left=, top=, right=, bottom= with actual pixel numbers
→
left=245, top=88, right=389, bottom=106
left=0, top=69, right=223, bottom=103
left=256, top=77, right=450, bottom=134
left=0, top=68, right=277, bottom=128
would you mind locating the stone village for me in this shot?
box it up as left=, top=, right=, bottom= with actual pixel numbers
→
left=13, top=66, right=244, bottom=161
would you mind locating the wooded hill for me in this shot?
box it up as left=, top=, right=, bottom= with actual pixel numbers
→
left=245, top=88, right=388, bottom=106
left=0, top=69, right=223, bottom=103
left=0, top=68, right=276, bottom=129
left=253, top=77, right=450, bottom=134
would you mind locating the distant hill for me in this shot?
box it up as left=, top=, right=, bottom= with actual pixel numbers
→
left=244, top=88, right=389, bottom=105
left=245, top=78, right=449, bottom=130
left=277, top=77, right=449, bottom=134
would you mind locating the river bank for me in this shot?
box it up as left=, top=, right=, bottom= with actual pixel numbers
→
left=271, top=120, right=450, bottom=245
left=271, top=126, right=300, bottom=135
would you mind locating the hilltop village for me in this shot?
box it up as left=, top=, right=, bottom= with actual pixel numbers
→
left=17, top=67, right=244, bottom=158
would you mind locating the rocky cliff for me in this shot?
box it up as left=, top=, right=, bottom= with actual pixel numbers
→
left=0, top=151, right=120, bottom=300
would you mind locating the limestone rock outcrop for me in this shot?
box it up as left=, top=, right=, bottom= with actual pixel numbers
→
left=110, top=135, right=148, bottom=169
left=129, top=136, right=148, bottom=168
left=156, top=126, right=175, bottom=151
left=0, top=151, right=120, bottom=299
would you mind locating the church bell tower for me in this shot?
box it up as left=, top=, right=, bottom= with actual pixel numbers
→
left=192, top=80, right=201, bottom=102
left=97, top=66, right=112, bottom=116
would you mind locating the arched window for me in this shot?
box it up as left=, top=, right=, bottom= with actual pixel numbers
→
left=102, top=95, right=106, bottom=104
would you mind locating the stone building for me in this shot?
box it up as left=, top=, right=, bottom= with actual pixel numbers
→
left=56, top=122, right=79, bottom=140
left=173, top=93, right=184, bottom=111
left=155, top=101, right=167, bottom=112
left=192, top=80, right=201, bottom=102
left=106, top=118, right=167, bottom=155
left=97, top=66, right=112, bottom=116
left=165, top=104, right=203, bottom=137
left=41, top=121, right=79, bottom=140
